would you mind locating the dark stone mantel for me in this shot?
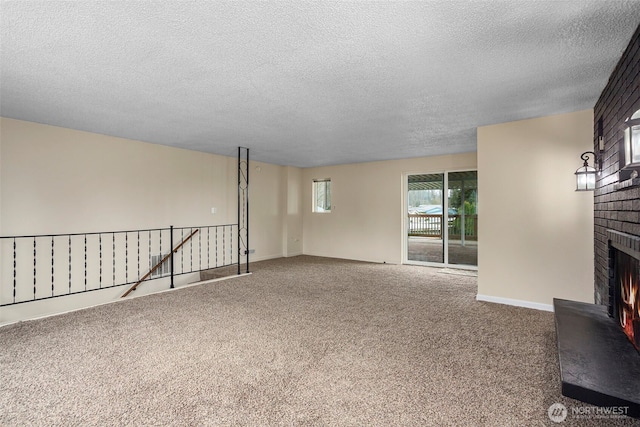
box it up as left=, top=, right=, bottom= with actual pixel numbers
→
left=553, top=298, right=640, bottom=418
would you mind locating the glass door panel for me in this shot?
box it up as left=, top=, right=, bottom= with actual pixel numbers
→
left=407, top=173, right=444, bottom=263
left=447, top=171, right=478, bottom=266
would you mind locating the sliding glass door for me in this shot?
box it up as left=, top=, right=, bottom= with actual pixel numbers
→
left=447, top=171, right=478, bottom=266
left=406, top=171, right=477, bottom=268
left=407, top=173, right=445, bottom=263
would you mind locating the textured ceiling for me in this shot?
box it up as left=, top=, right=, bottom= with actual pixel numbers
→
left=2, top=1, right=640, bottom=168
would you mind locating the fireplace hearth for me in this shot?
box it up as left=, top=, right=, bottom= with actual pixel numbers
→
left=553, top=229, right=640, bottom=419
left=554, top=299, right=640, bottom=418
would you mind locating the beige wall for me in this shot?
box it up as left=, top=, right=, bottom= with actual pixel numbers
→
left=1, top=118, right=239, bottom=234
left=302, top=153, right=477, bottom=264
left=477, top=109, right=594, bottom=310
left=0, top=118, right=287, bottom=324
left=281, top=166, right=303, bottom=257
left=2, top=109, right=596, bottom=322
left=246, top=160, right=289, bottom=261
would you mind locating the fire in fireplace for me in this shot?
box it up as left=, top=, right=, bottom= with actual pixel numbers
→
left=613, top=249, right=640, bottom=352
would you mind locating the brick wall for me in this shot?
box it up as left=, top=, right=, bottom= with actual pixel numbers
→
left=593, top=24, right=640, bottom=306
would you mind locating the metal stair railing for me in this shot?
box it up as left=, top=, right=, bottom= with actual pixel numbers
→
left=0, top=224, right=238, bottom=307
left=121, top=228, right=199, bottom=298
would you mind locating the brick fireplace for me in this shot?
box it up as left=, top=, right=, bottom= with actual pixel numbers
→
left=552, top=23, right=640, bottom=419
left=594, top=24, right=640, bottom=307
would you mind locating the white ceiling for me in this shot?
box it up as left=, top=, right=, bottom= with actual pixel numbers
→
left=2, top=1, right=640, bottom=168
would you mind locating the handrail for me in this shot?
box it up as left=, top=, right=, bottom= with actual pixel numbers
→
left=121, top=228, right=199, bottom=298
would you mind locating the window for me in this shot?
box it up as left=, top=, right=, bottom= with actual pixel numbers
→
left=313, top=179, right=331, bottom=212
left=624, top=108, right=640, bottom=167
left=620, top=108, right=640, bottom=182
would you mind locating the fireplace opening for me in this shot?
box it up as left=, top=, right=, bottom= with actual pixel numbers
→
left=612, top=246, right=640, bottom=352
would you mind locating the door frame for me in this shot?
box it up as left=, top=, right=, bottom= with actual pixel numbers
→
left=402, top=169, right=478, bottom=270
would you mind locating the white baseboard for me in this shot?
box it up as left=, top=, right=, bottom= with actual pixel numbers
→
left=245, top=253, right=282, bottom=262
left=283, top=251, right=303, bottom=258
left=476, top=294, right=554, bottom=312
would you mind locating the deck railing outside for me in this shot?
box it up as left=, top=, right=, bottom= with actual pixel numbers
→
left=408, top=214, right=478, bottom=240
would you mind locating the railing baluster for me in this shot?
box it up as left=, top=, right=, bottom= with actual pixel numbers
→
left=33, top=238, right=36, bottom=300
left=51, top=237, right=55, bottom=296
left=148, top=230, right=152, bottom=278
left=112, top=233, right=115, bottom=286
left=160, top=229, right=163, bottom=276
left=99, top=234, right=102, bottom=288
left=13, top=238, right=17, bottom=303
left=137, top=231, right=140, bottom=281
left=190, top=228, right=193, bottom=272
left=181, top=229, right=184, bottom=274
left=215, top=227, right=218, bottom=268
left=125, top=232, right=128, bottom=283
left=84, top=235, right=87, bottom=291
left=170, top=226, right=174, bottom=289
left=69, top=236, right=72, bottom=294
left=207, top=227, right=210, bottom=269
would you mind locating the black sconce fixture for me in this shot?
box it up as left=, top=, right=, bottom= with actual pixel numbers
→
left=575, top=136, right=603, bottom=192
left=575, top=151, right=597, bottom=191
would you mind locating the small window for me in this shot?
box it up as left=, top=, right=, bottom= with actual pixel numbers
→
left=313, top=179, right=331, bottom=213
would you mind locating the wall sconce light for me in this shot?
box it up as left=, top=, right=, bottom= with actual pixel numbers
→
left=575, top=132, right=604, bottom=191
left=575, top=151, right=597, bottom=191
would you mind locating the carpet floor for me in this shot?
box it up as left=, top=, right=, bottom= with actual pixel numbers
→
left=0, top=256, right=637, bottom=426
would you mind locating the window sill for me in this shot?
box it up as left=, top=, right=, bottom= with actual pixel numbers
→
left=614, top=165, right=640, bottom=191
left=614, top=176, right=640, bottom=191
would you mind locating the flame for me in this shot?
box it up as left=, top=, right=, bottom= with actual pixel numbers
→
left=630, top=274, right=636, bottom=310
left=617, top=257, right=639, bottom=350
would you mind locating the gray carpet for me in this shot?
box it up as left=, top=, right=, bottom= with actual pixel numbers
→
left=0, top=256, right=637, bottom=426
